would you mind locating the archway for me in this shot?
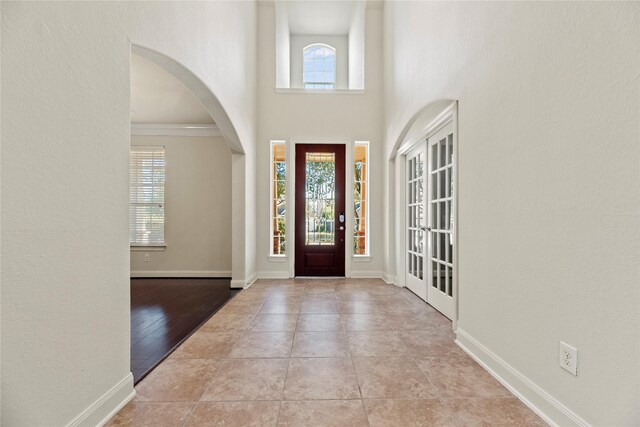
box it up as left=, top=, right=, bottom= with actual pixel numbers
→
left=132, top=45, right=244, bottom=155
left=128, top=45, right=250, bottom=382
left=387, top=99, right=458, bottom=321
left=389, top=99, right=456, bottom=160
left=130, top=44, right=248, bottom=287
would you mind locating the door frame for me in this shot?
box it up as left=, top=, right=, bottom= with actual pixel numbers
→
left=287, top=138, right=353, bottom=278
left=396, top=102, right=459, bottom=328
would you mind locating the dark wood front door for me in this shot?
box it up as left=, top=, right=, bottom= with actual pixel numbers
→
left=295, top=144, right=346, bottom=277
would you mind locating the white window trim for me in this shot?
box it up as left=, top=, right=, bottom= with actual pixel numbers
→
left=131, top=245, right=166, bottom=252
left=130, top=145, right=166, bottom=247
left=270, top=140, right=287, bottom=258
left=302, top=43, right=337, bottom=90
left=353, top=141, right=370, bottom=257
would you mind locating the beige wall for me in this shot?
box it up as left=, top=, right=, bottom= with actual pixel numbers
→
left=130, top=136, right=232, bottom=276
left=1, top=1, right=256, bottom=425
left=383, top=2, right=639, bottom=425
left=257, top=4, right=384, bottom=278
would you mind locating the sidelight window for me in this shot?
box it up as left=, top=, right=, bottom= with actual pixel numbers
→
left=354, top=142, right=369, bottom=255
left=271, top=141, right=287, bottom=255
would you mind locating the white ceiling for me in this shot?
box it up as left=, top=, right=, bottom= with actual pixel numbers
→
left=130, top=54, right=213, bottom=124
left=287, top=1, right=358, bottom=35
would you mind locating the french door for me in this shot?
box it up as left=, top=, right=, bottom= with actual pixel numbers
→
left=295, top=144, right=346, bottom=277
left=426, top=122, right=455, bottom=319
left=405, top=121, right=455, bottom=319
left=406, top=144, right=427, bottom=300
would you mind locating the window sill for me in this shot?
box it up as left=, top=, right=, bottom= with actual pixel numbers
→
left=275, top=88, right=366, bottom=95
left=352, top=255, right=371, bottom=262
left=269, top=255, right=288, bottom=262
left=131, top=245, right=166, bottom=252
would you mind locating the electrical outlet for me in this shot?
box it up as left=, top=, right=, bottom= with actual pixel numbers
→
left=559, top=341, right=578, bottom=376
left=144, top=253, right=150, bottom=262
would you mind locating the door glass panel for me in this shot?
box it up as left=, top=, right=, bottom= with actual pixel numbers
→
left=432, top=261, right=439, bottom=288
left=439, top=170, right=446, bottom=199
left=409, top=230, right=414, bottom=251
left=439, top=137, right=447, bottom=168
left=431, top=143, right=438, bottom=170
left=447, top=134, right=454, bottom=164
left=305, top=152, right=335, bottom=245
left=409, top=253, right=413, bottom=276
left=443, top=264, right=449, bottom=293
left=439, top=201, right=446, bottom=230
left=445, top=201, right=451, bottom=230
left=444, top=234, right=450, bottom=264
left=431, top=172, right=438, bottom=199
left=431, top=203, right=437, bottom=228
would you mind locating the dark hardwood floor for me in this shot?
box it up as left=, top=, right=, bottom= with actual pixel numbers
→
left=131, top=278, right=239, bottom=384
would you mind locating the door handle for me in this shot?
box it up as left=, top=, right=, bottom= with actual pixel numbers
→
left=421, top=226, right=432, bottom=232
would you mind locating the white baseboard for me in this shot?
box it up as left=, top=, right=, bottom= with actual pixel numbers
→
left=230, top=272, right=259, bottom=289
left=382, top=272, right=398, bottom=286
left=66, top=373, right=135, bottom=427
left=257, top=271, right=291, bottom=279
left=130, top=270, right=231, bottom=278
left=349, top=270, right=383, bottom=279
left=456, top=328, right=590, bottom=427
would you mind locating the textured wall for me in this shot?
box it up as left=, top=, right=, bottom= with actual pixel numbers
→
left=383, top=2, right=640, bottom=425
left=1, top=1, right=256, bottom=425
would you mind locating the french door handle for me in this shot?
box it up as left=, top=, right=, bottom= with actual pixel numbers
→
left=421, top=226, right=432, bottom=232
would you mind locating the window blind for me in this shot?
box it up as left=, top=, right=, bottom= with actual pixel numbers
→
left=130, top=146, right=165, bottom=245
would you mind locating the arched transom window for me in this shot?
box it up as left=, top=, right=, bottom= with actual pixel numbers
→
left=303, top=44, right=336, bottom=89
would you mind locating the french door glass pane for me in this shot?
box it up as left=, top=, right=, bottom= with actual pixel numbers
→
left=431, top=144, right=438, bottom=170
left=440, top=170, right=447, bottom=198
left=305, top=153, right=336, bottom=245
left=432, top=173, right=438, bottom=199
left=439, top=137, right=447, bottom=168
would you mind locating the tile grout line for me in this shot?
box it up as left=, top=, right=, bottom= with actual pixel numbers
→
left=181, top=401, right=200, bottom=427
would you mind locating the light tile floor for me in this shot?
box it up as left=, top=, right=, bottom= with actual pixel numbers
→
left=108, top=279, right=546, bottom=426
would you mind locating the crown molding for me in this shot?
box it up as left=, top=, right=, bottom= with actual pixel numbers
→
left=131, top=123, right=222, bottom=137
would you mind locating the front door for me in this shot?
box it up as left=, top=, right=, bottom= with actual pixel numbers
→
left=295, top=144, right=346, bottom=276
